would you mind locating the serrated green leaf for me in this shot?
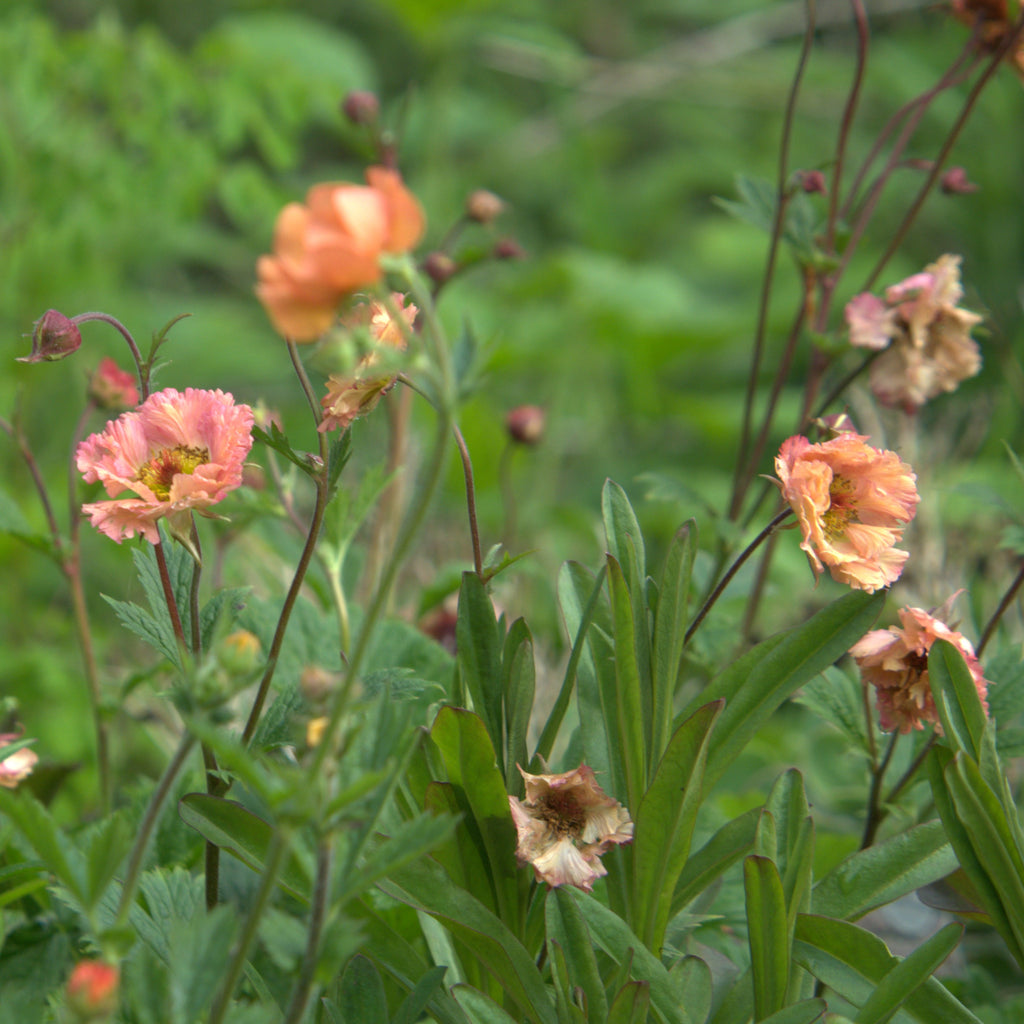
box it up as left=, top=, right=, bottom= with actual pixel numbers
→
left=745, top=855, right=789, bottom=1021
left=0, top=789, right=85, bottom=902
left=793, top=667, right=871, bottom=755
left=253, top=422, right=320, bottom=476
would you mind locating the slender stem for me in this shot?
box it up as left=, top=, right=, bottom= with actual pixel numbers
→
left=0, top=414, right=64, bottom=552
left=885, top=733, right=937, bottom=806
left=978, top=560, right=1024, bottom=657
left=824, top=0, right=869, bottom=253
left=739, top=530, right=779, bottom=645
left=70, top=312, right=148, bottom=400
left=286, top=337, right=323, bottom=425
left=809, top=349, right=882, bottom=425
left=452, top=421, right=483, bottom=577
left=729, top=0, right=816, bottom=521
left=115, top=733, right=196, bottom=928
left=685, top=508, right=793, bottom=645
left=207, top=831, right=289, bottom=1024
left=860, top=731, right=899, bottom=850
left=862, top=677, right=878, bottom=765
left=283, top=836, right=333, bottom=1024
left=154, top=541, right=188, bottom=652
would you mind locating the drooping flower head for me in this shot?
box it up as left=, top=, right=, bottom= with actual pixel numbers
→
left=844, top=255, right=982, bottom=412
left=17, top=309, right=82, bottom=363
left=76, top=388, right=254, bottom=543
left=257, top=167, right=425, bottom=341
left=774, top=432, right=919, bottom=593
left=850, top=594, right=989, bottom=734
left=88, top=357, right=139, bottom=410
left=319, top=293, right=417, bottom=433
left=508, top=764, right=633, bottom=892
left=0, top=732, right=38, bottom=789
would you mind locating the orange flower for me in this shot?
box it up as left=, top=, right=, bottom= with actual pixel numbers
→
left=850, top=594, right=989, bottom=733
left=66, top=960, right=119, bottom=1020
left=508, top=765, right=633, bottom=892
left=0, top=732, right=38, bottom=789
left=76, top=388, right=254, bottom=543
left=845, top=255, right=982, bottom=412
left=319, top=294, right=417, bottom=433
left=257, top=167, right=425, bottom=341
left=774, top=433, right=919, bottom=592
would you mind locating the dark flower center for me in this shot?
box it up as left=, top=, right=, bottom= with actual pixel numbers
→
left=137, top=445, right=209, bottom=500
left=539, top=790, right=586, bottom=839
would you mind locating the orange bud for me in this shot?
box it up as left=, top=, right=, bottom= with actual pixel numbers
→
left=66, top=961, right=119, bottom=1020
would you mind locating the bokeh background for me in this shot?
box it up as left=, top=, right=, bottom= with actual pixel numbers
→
left=3, top=0, right=1023, bottom=809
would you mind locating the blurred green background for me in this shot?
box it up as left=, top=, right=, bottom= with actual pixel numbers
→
left=2, top=0, right=1023, bottom=805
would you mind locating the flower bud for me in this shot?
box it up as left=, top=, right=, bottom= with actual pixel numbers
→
left=18, top=309, right=82, bottom=364
left=342, top=90, right=380, bottom=125
left=306, top=716, right=328, bottom=749
left=493, top=237, right=526, bottom=261
left=940, top=166, right=979, bottom=195
left=424, top=251, right=457, bottom=285
left=216, top=630, right=262, bottom=676
left=300, top=664, right=340, bottom=705
left=66, top=961, right=119, bottom=1021
left=795, top=169, right=827, bottom=195
left=88, top=357, right=139, bottom=409
left=506, top=405, right=545, bottom=446
left=466, top=189, right=505, bottom=225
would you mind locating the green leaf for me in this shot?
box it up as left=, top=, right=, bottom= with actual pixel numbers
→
left=502, top=618, right=535, bottom=793
left=763, top=770, right=809, bottom=897
left=792, top=915, right=982, bottom=1024
left=606, top=554, right=648, bottom=814
left=429, top=707, right=522, bottom=930
left=852, top=922, right=962, bottom=1024
left=452, top=984, right=521, bottom=1024
left=85, top=812, right=133, bottom=912
left=608, top=980, right=652, bottom=1024
left=812, top=820, right=956, bottom=921
left=392, top=965, right=450, bottom=1024
left=378, top=856, right=557, bottom=1024
left=326, top=429, right=353, bottom=501
left=758, top=1000, right=827, bottom=1024
left=669, top=956, right=712, bottom=1024
left=456, top=572, right=504, bottom=770
left=568, top=888, right=693, bottom=1024
left=633, top=700, right=723, bottom=951
left=546, top=887, right=608, bottom=1021
left=793, top=666, right=871, bottom=754
left=672, top=806, right=762, bottom=915
left=0, top=487, right=58, bottom=562
left=177, top=794, right=312, bottom=900
left=684, top=590, right=885, bottom=792
left=745, top=855, right=789, bottom=1021
left=652, top=522, right=696, bottom=758
left=337, top=956, right=388, bottom=1024
left=253, top=422, right=320, bottom=477
left=929, top=639, right=988, bottom=764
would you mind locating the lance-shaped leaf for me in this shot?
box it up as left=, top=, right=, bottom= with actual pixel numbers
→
left=633, top=700, right=723, bottom=951
left=502, top=619, right=535, bottom=793
left=456, top=572, right=504, bottom=769
left=928, top=639, right=988, bottom=766
left=745, top=855, right=789, bottom=1021
left=792, top=915, right=982, bottom=1024
left=758, top=1001, right=827, bottom=1024
left=546, top=887, right=608, bottom=1022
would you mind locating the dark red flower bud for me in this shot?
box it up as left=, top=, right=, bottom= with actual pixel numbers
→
left=341, top=90, right=380, bottom=125
left=506, top=405, right=545, bottom=445
left=466, top=189, right=505, bottom=225
left=796, top=169, right=828, bottom=195
left=493, top=238, right=526, bottom=261
left=424, top=251, right=457, bottom=285
left=18, top=309, right=82, bottom=363
left=940, top=166, right=979, bottom=195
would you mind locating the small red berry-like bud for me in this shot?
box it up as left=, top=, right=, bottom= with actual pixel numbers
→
left=88, top=357, right=139, bottom=409
left=795, top=169, right=827, bottom=195
left=506, top=405, right=545, bottom=445
left=18, top=309, right=83, bottom=364
left=424, top=251, right=457, bottom=284
left=493, top=238, right=526, bottom=261
left=66, top=960, right=119, bottom=1020
left=465, top=189, right=505, bottom=225
left=341, top=90, right=380, bottom=125
left=940, top=166, right=979, bottom=195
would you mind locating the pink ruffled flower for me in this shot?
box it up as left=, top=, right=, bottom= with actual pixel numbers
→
left=319, top=294, right=417, bottom=433
left=88, top=358, right=139, bottom=410
left=0, top=732, right=38, bottom=789
left=844, top=255, right=982, bottom=412
left=76, top=388, right=254, bottom=543
left=508, top=764, right=633, bottom=892
left=774, top=433, right=919, bottom=593
left=850, top=594, right=989, bottom=734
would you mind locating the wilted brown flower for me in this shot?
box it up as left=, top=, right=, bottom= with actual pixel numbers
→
left=508, top=764, right=633, bottom=892
left=850, top=594, right=989, bottom=734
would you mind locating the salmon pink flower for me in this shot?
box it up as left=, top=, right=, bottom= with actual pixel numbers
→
left=774, top=433, right=919, bottom=593
left=0, top=732, right=38, bottom=789
left=850, top=594, right=989, bottom=733
left=256, top=167, right=425, bottom=341
left=88, top=357, right=139, bottom=410
left=845, top=255, right=982, bottom=412
left=76, top=388, right=254, bottom=544
left=508, top=764, right=633, bottom=892
left=319, top=294, right=417, bottom=433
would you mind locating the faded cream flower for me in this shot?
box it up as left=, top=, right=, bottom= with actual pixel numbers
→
left=508, top=764, right=633, bottom=892
left=850, top=594, right=989, bottom=734
left=774, top=433, right=919, bottom=593
left=845, top=255, right=982, bottom=412
left=0, top=733, right=38, bottom=789
left=318, top=294, right=417, bottom=433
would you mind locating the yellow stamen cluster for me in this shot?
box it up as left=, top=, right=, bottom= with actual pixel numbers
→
left=137, top=445, right=209, bottom=499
